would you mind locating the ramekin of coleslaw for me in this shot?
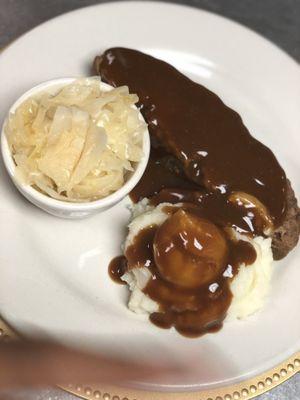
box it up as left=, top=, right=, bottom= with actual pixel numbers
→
left=1, top=77, right=150, bottom=218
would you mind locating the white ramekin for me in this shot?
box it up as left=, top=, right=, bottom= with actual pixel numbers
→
left=1, top=78, right=150, bottom=219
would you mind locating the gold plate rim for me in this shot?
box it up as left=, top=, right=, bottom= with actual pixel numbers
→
left=0, top=319, right=298, bottom=400
left=0, top=32, right=299, bottom=400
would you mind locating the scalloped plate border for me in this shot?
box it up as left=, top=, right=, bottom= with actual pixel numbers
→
left=0, top=319, right=298, bottom=400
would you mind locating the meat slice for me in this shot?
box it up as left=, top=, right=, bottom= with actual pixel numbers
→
left=94, top=48, right=287, bottom=229
left=272, top=180, right=300, bottom=260
left=94, top=48, right=300, bottom=259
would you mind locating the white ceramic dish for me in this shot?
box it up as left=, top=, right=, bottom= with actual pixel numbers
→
left=1, top=78, right=150, bottom=219
left=0, top=0, right=299, bottom=395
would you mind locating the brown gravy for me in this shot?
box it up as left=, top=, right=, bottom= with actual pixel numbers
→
left=154, top=188, right=270, bottom=235
left=111, top=212, right=256, bottom=337
left=97, top=47, right=287, bottom=228
left=129, top=147, right=199, bottom=203
left=97, top=48, right=284, bottom=337
left=108, top=256, right=127, bottom=285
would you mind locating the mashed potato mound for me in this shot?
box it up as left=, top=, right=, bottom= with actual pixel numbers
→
left=227, top=235, right=273, bottom=319
left=122, top=199, right=274, bottom=321
left=122, top=268, right=159, bottom=314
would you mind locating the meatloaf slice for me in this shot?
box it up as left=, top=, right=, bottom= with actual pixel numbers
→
left=272, top=180, right=300, bottom=260
left=94, top=52, right=300, bottom=260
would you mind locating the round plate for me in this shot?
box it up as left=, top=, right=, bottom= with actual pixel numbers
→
left=0, top=1, right=299, bottom=398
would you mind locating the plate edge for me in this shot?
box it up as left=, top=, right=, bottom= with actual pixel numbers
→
left=0, top=9, right=299, bottom=398
left=58, top=355, right=300, bottom=400
left=0, top=319, right=298, bottom=400
left=1, top=1, right=300, bottom=68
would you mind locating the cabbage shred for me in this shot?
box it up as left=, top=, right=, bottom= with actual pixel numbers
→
left=5, top=78, right=145, bottom=202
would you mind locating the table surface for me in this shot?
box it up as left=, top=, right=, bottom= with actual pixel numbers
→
left=0, top=0, right=299, bottom=399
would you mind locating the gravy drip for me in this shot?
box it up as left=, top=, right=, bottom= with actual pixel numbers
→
left=152, top=187, right=269, bottom=235
left=111, top=211, right=256, bottom=337
left=108, top=256, right=127, bottom=285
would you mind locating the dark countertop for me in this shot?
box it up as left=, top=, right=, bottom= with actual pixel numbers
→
left=0, top=1, right=299, bottom=399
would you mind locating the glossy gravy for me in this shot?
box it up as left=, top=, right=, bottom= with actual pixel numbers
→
left=110, top=209, right=256, bottom=337
left=100, top=48, right=285, bottom=337
left=97, top=47, right=286, bottom=227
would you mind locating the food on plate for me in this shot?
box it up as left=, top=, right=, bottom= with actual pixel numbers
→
left=5, top=77, right=145, bottom=202
left=109, top=201, right=273, bottom=336
left=97, top=48, right=299, bottom=336
left=271, top=180, right=300, bottom=259
left=95, top=48, right=300, bottom=257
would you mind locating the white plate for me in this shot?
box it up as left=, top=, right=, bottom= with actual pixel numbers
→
left=0, top=1, right=299, bottom=392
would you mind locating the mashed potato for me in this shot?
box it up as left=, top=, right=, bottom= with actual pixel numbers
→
left=122, top=200, right=273, bottom=320
left=227, top=235, right=273, bottom=319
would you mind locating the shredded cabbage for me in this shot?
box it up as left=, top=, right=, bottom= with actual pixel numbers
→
left=5, top=77, right=146, bottom=202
